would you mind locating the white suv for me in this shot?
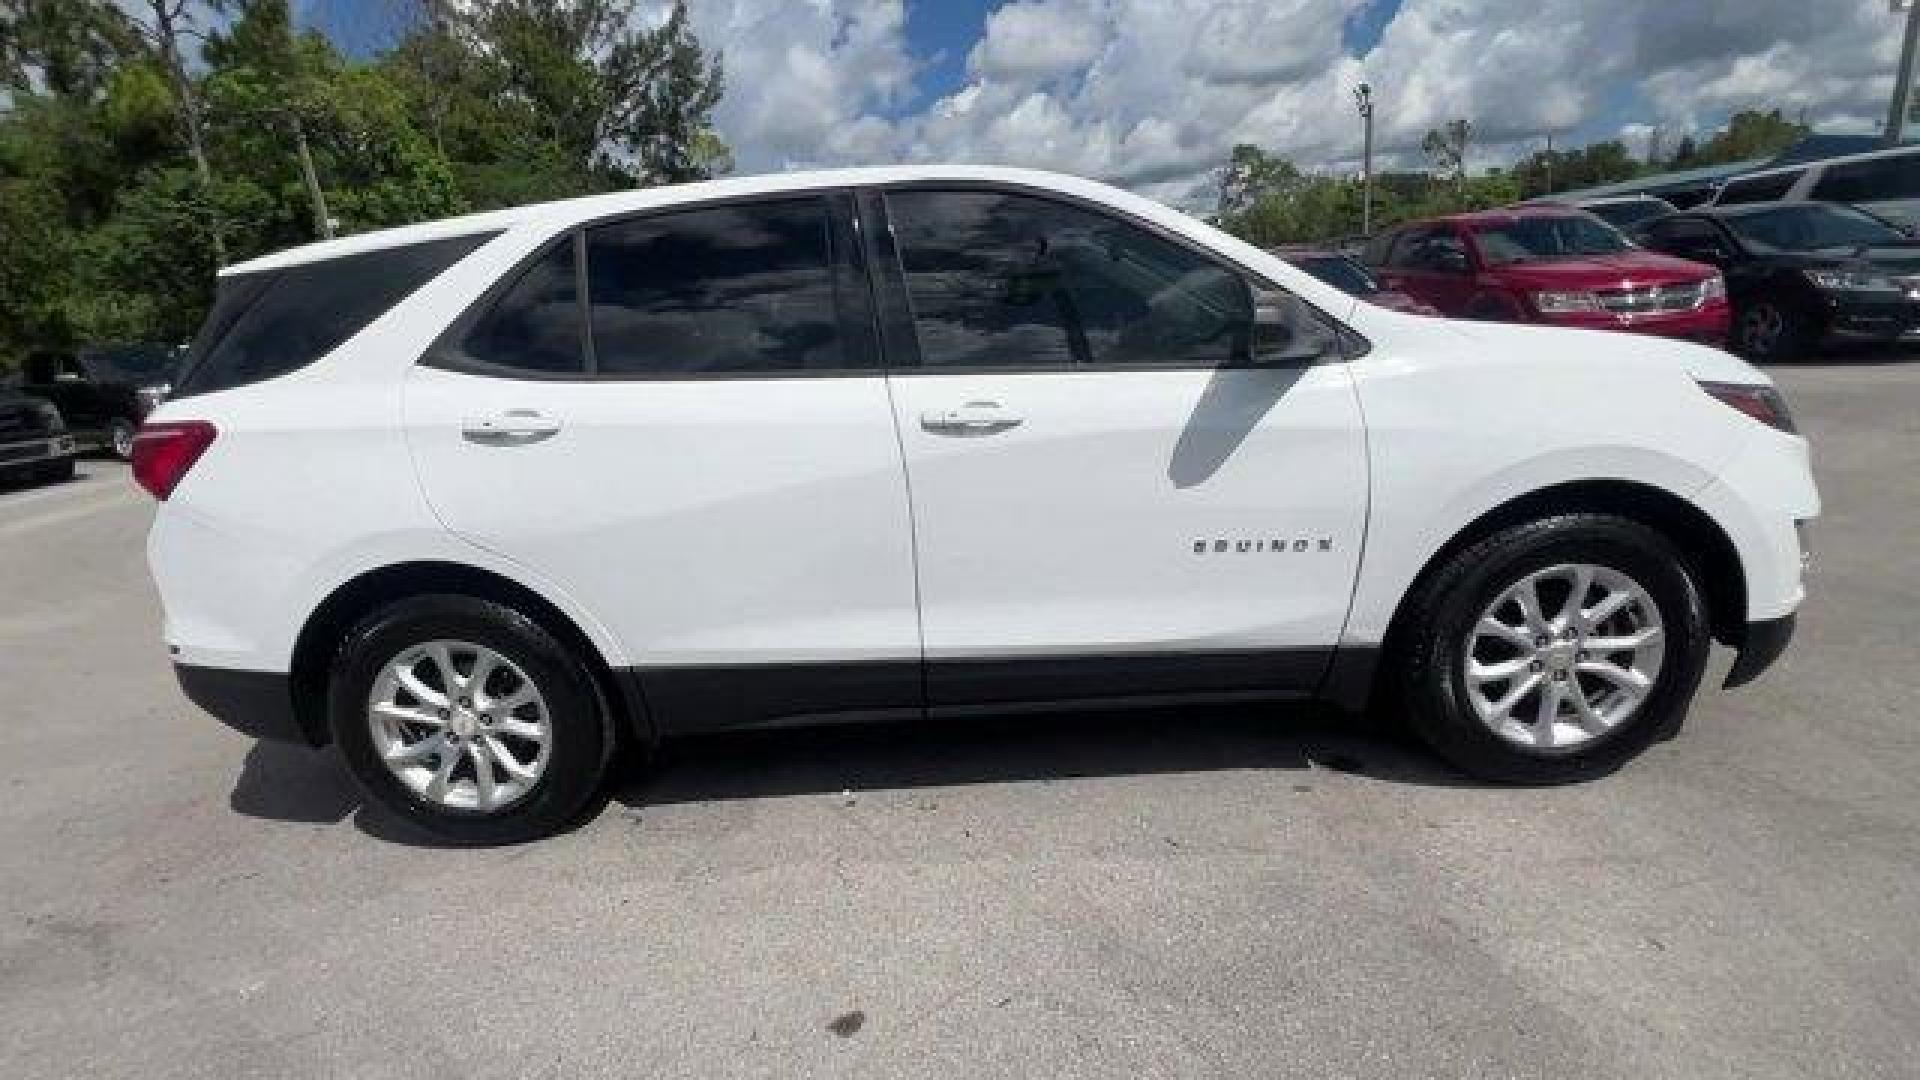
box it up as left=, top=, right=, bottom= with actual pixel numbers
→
left=140, top=167, right=1818, bottom=844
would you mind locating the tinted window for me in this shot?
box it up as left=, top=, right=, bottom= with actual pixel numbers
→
left=178, top=232, right=494, bottom=398
left=460, top=241, right=585, bottom=374
left=1812, top=152, right=1920, bottom=203
left=1723, top=203, right=1906, bottom=252
left=1388, top=225, right=1468, bottom=271
left=887, top=189, right=1254, bottom=369
left=587, top=198, right=856, bottom=376
left=1716, top=170, right=1805, bottom=205
left=1295, top=255, right=1381, bottom=296
left=1644, top=217, right=1724, bottom=248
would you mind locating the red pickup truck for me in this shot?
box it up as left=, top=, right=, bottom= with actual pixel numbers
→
left=1362, top=205, right=1730, bottom=345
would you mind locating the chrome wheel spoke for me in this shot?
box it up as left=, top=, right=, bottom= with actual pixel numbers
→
left=1514, top=580, right=1551, bottom=635
left=1469, top=655, right=1533, bottom=684
left=1577, top=659, right=1650, bottom=697
left=368, top=639, right=552, bottom=814
left=1476, top=616, right=1533, bottom=650
left=1562, top=565, right=1594, bottom=630
left=1488, top=672, right=1543, bottom=721
left=1583, top=626, right=1662, bottom=653
left=484, top=735, right=538, bottom=783
left=1534, top=683, right=1562, bottom=746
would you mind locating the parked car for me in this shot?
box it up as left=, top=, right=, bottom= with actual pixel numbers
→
left=22, top=343, right=179, bottom=459
left=0, top=385, right=78, bottom=487
left=1364, top=206, right=1730, bottom=344
left=1572, top=195, right=1679, bottom=234
left=1268, top=245, right=1440, bottom=314
left=141, top=167, right=1817, bottom=844
left=1707, top=144, right=1920, bottom=227
left=1634, top=201, right=1920, bottom=360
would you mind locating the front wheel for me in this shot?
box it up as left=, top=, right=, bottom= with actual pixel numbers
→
left=1734, top=295, right=1819, bottom=362
left=1392, top=514, right=1710, bottom=784
left=330, top=595, right=613, bottom=844
left=107, top=417, right=137, bottom=460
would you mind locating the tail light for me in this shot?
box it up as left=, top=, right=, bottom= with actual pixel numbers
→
left=1698, top=381, right=1795, bottom=433
left=132, top=421, right=217, bottom=500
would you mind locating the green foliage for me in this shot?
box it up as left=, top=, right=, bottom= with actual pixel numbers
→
left=0, top=0, right=728, bottom=368
left=1510, top=140, right=1640, bottom=200
left=1671, top=109, right=1811, bottom=169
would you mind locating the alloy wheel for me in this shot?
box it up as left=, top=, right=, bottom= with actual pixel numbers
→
left=1462, top=563, right=1666, bottom=751
left=366, top=640, right=552, bottom=813
left=1740, top=302, right=1785, bottom=356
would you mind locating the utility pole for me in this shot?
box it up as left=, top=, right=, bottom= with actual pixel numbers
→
left=289, top=113, right=335, bottom=241
left=1888, top=0, right=1920, bottom=146
left=1544, top=133, right=1555, bottom=194
left=1355, top=82, right=1375, bottom=236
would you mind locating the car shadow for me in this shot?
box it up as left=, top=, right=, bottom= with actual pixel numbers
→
left=229, top=703, right=1487, bottom=847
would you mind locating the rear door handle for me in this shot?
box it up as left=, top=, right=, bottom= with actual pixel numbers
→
left=461, top=409, right=562, bottom=441
left=920, top=401, right=1024, bottom=433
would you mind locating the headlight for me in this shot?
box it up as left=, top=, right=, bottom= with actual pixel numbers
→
left=1532, top=290, right=1603, bottom=314
left=1700, top=275, right=1727, bottom=304
left=32, top=399, right=64, bottom=432
left=1805, top=269, right=1900, bottom=293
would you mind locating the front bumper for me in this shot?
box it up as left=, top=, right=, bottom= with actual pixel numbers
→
left=174, top=664, right=323, bottom=746
left=1821, top=293, right=1920, bottom=342
left=1542, top=303, right=1731, bottom=346
left=1724, top=614, right=1795, bottom=689
left=0, top=434, right=77, bottom=468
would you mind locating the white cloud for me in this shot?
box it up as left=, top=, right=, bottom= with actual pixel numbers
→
left=679, top=0, right=1911, bottom=207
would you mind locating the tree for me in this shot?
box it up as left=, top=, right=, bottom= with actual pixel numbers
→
left=126, top=0, right=230, bottom=265
left=1, top=0, right=138, bottom=99
left=463, top=0, right=723, bottom=186
left=1215, top=143, right=1302, bottom=218
left=1422, top=119, right=1473, bottom=193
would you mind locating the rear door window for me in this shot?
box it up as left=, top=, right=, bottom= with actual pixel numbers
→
left=457, top=241, right=587, bottom=375
left=584, top=197, right=867, bottom=376
left=176, top=232, right=495, bottom=398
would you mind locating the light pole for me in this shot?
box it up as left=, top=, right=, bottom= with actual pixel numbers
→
left=1888, top=0, right=1920, bottom=146
left=1355, top=82, right=1375, bottom=236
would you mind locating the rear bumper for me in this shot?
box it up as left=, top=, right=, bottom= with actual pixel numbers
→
left=1724, top=614, right=1795, bottom=689
left=173, top=664, right=322, bottom=746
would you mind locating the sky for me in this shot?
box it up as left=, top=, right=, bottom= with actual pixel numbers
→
left=303, top=0, right=1913, bottom=207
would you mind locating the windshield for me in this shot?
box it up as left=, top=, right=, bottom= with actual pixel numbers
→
left=1585, top=201, right=1671, bottom=232
left=1723, top=203, right=1907, bottom=252
left=1471, top=215, right=1633, bottom=265
left=79, top=344, right=179, bottom=384
left=1295, top=255, right=1381, bottom=296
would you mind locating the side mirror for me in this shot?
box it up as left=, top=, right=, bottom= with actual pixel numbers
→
left=1252, top=290, right=1340, bottom=363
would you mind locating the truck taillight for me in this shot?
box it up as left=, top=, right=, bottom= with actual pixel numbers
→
left=132, top=421, right=217, bottom=500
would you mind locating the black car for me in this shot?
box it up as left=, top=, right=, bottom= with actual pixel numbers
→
left=1633, top=202, right=1920, bottom=360
left=0, top=385, right=78, bottom=487
left=21, top=344, right=179, bottom=459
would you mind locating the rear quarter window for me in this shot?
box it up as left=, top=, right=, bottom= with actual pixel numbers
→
left=175, top=232, right=496, bottom=399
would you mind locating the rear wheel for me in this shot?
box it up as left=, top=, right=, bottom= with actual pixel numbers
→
left=1392, top=514, right=1710, bottom=783
left=330, top=595, right=613, bottom=844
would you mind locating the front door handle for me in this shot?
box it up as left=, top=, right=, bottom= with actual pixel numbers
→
left=462, top=409, right=562, bottom=441
left=920, top=401, right=1024, bottom=433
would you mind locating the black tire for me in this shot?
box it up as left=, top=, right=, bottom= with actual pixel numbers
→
left=329, top=594, right=613, bottom=845
left=1733, top=293, right=1819, bottom=362
left=107, top=417, right=137, bottom=460
left=1391, top=514, right=1710, bottom=784
left=36, top=457, right=75, bottom=485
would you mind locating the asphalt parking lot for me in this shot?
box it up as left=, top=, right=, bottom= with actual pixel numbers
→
left=3, top=359, right=1917, bottom=1079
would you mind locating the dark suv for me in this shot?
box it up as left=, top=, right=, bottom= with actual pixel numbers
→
left=1634, top=202, right=1920, bottom=360
left=0, top=385, right=77, bottom=486
left=22, top=344, right=179, bottom=459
